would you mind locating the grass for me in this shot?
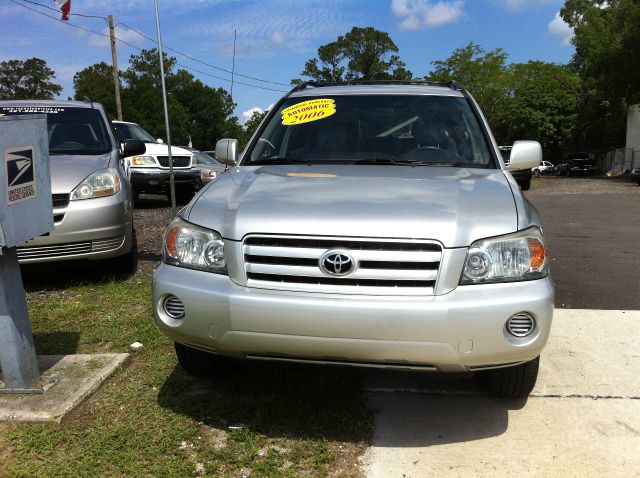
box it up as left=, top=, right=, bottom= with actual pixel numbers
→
left=2, top=269, right=372, bottom=478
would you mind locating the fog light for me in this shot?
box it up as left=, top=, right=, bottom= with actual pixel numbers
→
left=506, top=312, right=535, bottom=337
left=163, top=295, right=185, bottom=319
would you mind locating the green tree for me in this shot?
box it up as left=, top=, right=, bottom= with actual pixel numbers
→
left=171, top=69, right=238, bottom=150
left=120, top=49, right=191, bottom=144
left=0, top=58, right=62, bottom=99
left=297, top=27, right=412, bottom=83
left=241, top=109, right=268, bottom=149
left=561, top=0, right=640, bottom=149
left=73, top=62, right=118, bottom=118
left=427, top=43, right=511, bottom=139
left=505, top=61, right=581, bottom=159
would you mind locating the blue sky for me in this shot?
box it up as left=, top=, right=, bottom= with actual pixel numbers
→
left=1, top=0, right=574, bottom=126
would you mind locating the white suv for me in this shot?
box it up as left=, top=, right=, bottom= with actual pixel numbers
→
left=113, top=121, right=200, bottom=203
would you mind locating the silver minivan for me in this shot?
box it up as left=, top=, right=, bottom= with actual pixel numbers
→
left=0, top=100, right=145, bottom=269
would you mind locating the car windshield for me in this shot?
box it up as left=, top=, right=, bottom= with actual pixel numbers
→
left=245, top=95, right=494, bottom=167
left=0, top=105, right=111, bottom=155
left=113, top=122, right=157, bottom=143
left=193, top=151, right=222, bottom=165
left=572, top=159, right=591, bottom=165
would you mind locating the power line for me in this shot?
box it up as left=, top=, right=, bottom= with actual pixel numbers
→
left=117, top=22, right=290, bottom=87
left=8, top=0, right=288, bottom=93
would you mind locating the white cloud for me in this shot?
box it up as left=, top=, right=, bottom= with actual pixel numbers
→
left=241, top=104, right=273, bottom=124
left=270, top=31, right=285, bottom=46
left=391, top=0, right=465, bottom=30
left=192, top=1, right=352, bottom=59
left=242, top=106, right=264, bottom=124
left=491, top=0, right=559, bottom=10
left=88, top=25, right=147, bottom=49
left=547, top=11, right=573, bottom=46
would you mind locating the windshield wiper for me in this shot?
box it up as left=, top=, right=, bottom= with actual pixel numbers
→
left=353, top=158, right=454, bottom=167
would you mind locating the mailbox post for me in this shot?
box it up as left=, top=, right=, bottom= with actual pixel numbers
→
left=0, top=114, right=54, bottom=393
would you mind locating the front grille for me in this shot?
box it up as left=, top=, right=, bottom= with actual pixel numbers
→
left=17, top=236, right=125, bottom=261
left=52, top=194, right=70, bottom=208
left=156, top=156, right=191, bottom=168
left=242, top=235, right=442, bottom=295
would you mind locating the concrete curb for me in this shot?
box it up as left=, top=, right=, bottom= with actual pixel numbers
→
left=0, top=353, right=130, bottom=423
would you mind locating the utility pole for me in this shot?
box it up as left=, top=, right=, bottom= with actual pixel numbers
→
left=153, top=0, right=176, bottom=215
left=108, top=15, right=123, bottom=121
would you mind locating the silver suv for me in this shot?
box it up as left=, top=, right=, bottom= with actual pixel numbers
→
left=152, top=81, right=554, bottom=398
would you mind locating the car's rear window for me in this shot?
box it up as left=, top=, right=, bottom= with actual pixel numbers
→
left=245, top=95, right=495, bottom=168
left=0, top=105, right=112, bottom=155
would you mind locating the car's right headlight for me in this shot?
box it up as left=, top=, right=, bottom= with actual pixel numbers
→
left=131, top=155, right=156, bottom=166
left=163, top=217, right=226, bottom=274
left=460, top=227, right=548, bottom=285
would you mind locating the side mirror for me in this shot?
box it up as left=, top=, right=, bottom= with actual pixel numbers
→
left=215, top=138, right=239, bottom=166
left=157, top=138, right=164, bottom=144
left=507, top=141, right=542, bottom=171
left=122, top=139, right=146, bottom=158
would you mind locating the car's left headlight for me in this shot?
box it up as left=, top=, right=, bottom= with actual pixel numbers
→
left=163, top=217, right=226, bottom=274
left=71, top=167, right=121, bottom=200
left=460, top=227, right=548, bottom=285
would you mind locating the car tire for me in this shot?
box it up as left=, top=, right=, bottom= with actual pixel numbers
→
left=132, top=190, right=140, bottom=208
left=533, top=169, right=540, bottom=177
left=520, top=179, right=531, bottom=191
left=483, top=356, right=540, bottom=398
left=111, top=228, right=138, bottom=275
left=174, top=342, right=234, bottom=378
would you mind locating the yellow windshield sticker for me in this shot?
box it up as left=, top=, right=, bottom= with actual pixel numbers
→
left=287, top=172, right=336, bottom=178
left=282, top=99, right=336, bottom=125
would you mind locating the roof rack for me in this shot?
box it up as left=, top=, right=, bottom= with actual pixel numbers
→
left=285, top=79, right=465, bottom=97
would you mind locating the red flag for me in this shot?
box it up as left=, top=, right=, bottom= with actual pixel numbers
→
left=54, top=0, right=71, bottom=21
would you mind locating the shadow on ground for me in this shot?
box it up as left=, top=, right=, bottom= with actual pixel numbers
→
left=362, top=369, right=527, bottom=446
left=157, top=361, right=373, bottom=442
left=366, top=392, right=526, bottom=447
left=32, top=331, right=81, bottom=355
left=20, top=262, right=135, bottom=292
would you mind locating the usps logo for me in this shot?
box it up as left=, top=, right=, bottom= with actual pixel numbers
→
left=5, top=146, right=37, bottom=205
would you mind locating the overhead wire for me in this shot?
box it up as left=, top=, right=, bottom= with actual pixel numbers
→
left=117, top=22, right=290, bottom=87
left=7, top=0, right=288, bottom=93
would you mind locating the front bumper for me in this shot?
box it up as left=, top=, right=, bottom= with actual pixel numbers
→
left=130, top=168, right=201, bottom=193
left=17, top=191, right=133, bottom=263
left=153, top=264, right=554, bottom=372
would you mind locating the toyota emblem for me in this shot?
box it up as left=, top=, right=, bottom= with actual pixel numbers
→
left=319, top=250, right=357, bottom=276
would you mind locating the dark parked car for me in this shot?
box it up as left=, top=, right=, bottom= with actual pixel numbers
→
left=556, top=153, right=598, bottom=176
left=631, top=167, right=640, bottom=185
left=500, top=146, right=532, bottom=190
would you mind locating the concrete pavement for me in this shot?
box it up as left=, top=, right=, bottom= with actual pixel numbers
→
left=362, top=309, right=640, bottom=477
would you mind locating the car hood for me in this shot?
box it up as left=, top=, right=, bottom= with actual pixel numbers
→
left=141, top=142, right=193, bottom=156
left=188, top=165, right=518, bottom=248
left=49, top=153, right=113, bottom=194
